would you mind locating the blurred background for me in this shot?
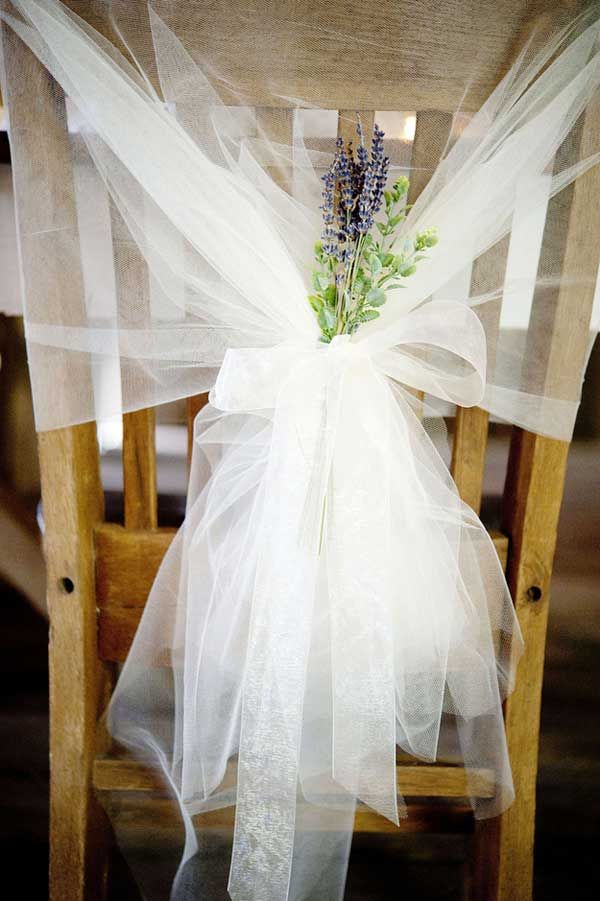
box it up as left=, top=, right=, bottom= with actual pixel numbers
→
left=0, top=99, right=599, bottom=898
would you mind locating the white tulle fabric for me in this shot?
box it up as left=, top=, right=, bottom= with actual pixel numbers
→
left=112, top=317, right=519, bottom=900
left=1, top=1, right=600, bottom=899
left=2, top=0, right=600, bottom=436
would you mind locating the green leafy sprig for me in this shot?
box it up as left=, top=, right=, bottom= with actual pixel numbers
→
left=308, top=123, right=438, bottom=343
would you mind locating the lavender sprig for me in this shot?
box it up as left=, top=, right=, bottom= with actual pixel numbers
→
left=309, top=119, right=437, bottom=342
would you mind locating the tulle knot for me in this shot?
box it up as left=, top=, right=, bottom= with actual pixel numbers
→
left=329, top=334, right=352, bottom=349
left=327, top=333, right=370, bottom=372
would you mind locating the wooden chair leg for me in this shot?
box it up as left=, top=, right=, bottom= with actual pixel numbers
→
left=39, top=424, right=113, bottom=901
left=469, top=429, right=569, bottom=900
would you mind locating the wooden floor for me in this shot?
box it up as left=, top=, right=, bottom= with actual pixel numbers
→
left=0, top=439, right=598, bottom=900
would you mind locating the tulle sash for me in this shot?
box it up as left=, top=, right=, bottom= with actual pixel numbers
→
left=110, top=303, right=521, bottom=899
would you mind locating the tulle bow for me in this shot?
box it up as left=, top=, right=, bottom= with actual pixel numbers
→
left=206, top=298, right=489, bottom=899
left=213, top=298, right=487, bottom=412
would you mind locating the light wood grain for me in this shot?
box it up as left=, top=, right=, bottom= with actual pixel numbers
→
left=40, top=424, right=112, bottom=901
left=94, top=523, right=509, bottom=662
left=470, top=87, right=600, bottom=901
left=94, top=755, right=494, bottom=798
left=166, top=1, right=544, bottom=112
left=95, top=524, right=177, bottom=661
left=104, top=791, right=475, bottom=837
left=451, top=237, right=510, bottom=514
left=405, top=110, right=453, bottom=417
left=408, top=110, right=453, bottom=208
left=451, top=407, right=491, bottom=513
left=122, top=409, right=157, bottom=530
left=3, top=33, right=114, bottom=900
left=256, top=106, right=294, bottom=194
left=61, top=1, right=575, bottom=113
left=109, top=190, right=158, bottom=530
left=337, top=109, right=374, bottom=147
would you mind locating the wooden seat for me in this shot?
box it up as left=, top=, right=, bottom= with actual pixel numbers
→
left=4, top=1, right=599, bottom=899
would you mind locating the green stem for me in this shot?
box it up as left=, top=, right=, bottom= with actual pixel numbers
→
left=338, top=234, right=366, bottom=334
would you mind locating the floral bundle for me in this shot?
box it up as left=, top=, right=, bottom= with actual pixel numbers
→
left=309, top=118, right=437, bottom=341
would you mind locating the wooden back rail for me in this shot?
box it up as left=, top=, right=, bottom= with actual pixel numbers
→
left=3, top=3, right=596, bottom=899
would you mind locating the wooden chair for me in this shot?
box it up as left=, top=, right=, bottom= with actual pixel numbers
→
left=4, top=1, right=598, bottom=898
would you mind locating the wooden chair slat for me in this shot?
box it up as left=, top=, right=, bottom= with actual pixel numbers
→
left=104, top=791, right=475, bottom=836
left=3, top=34, right=115, bottom=899
left=39, top=426, right=113, bottom=901
left=108, top=179, right=159, bottom=528
left=93, top=755, right=494, bottom=798
left=95, top=523, right=509, bottom=662
left=451, top=236, right=510, bottom=513
left=408, top=110, right=453, bottom=207
left=337, top=109, right=374, bottom=146
left=256, top=105, right=295, bottom=200
left=451, top=408, right=490, bottom=513
left=122, top=409, right=157, bottom=529
left=405, top=110, right=454, bottom=417
left=109, top=191, right=158, bottom=528
left=169, top=0, right=536, bottom=112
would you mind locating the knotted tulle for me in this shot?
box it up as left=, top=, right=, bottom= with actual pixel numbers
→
left=107, top=303, right=522, bottom=900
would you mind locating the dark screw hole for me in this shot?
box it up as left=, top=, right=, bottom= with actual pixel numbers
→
left=526, top=585, right=542, bottom=602
left=59, top=577, right=75, bottom=594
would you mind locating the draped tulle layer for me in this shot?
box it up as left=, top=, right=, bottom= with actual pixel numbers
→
left=1, top=0, right=600, bottom=435
left=108, top=334, right=522, bottom=900
left=2, top=2, right=600, bottom=900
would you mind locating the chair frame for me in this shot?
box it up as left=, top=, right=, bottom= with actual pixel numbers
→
left=3, top=2, right=599, bottom=899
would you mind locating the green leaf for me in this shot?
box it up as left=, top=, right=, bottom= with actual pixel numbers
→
left=369, top=254, right=382, bottom=276
left=393, top=176, right=409, bottom=198
left=366, top=287, right=386, bottom=307
left=376, top=221, right=388, bottom=236
left=383, top=253, right=395, bottom=267
left=360, top=309, right=380, bottom=322
left=312, top=272, right=330, bottom=292
left=308, top=294, right=323, bottom=313
left=389, top=213, right=405, bottom=228
left=399, top=263, right=417, bottom=277
left=318, top=307, right=337, bottom=331
left=324, top=285, right=337, bottom=308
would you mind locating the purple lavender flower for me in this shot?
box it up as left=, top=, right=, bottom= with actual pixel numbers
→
left=320, top=120, right=390, bottom=255
left=356, top=125, right=390, bottom=234
left=311, top=119, right=435, bottom=342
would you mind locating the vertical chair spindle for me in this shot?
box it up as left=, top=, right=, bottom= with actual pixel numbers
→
left=451, top=236, right=510, bottom=514
left=407, top=110, right=453, bottom=418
